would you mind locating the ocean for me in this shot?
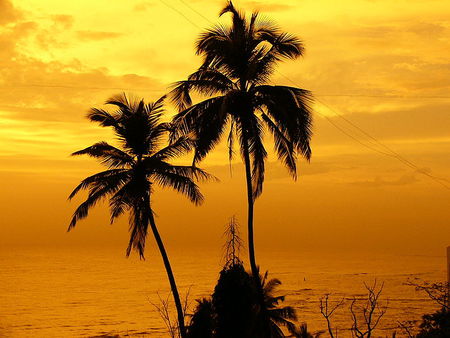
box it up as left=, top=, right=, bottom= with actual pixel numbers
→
left=0, top=246, right=446, bottom=337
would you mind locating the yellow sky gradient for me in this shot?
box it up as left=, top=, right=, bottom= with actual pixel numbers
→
left=0, top=0, right=449, bottom=257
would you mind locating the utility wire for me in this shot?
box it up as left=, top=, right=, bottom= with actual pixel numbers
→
left=316, top=97, right=450, bottom=188
left=2, top=83, right=450, bottom=99
left=176, top=0, right=215, bottom=24
left=276, top=71, right=449, bottom=189
left=0, top=83, right=166, bottom=92
left=316, top=94, right=450, bottom=99
left=159, top=0, right=203, bottom=29
left=15, top=0, right=435, bottom=190
left=160, top=0, right=450, bottom=190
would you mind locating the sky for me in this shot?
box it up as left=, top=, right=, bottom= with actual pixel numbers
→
left=0, top=0, right=449, bottom=257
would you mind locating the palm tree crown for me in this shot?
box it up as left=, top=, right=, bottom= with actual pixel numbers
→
left=257, top=272, right=298, bottom=337
left=171, top=0, right=313, bottom=199
left=68, top=93, right=211, bottom=258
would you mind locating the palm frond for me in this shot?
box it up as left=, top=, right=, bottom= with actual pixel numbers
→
left=105, top=92, right=133, bottom=113
left=150, top=135, right=195, bottom=161
left=171, top=96, right=229, bottom=164
left=72, top=142, right=134, bottom=168
left=253, top=85, right=313, bottom=160
left=159, top=164, right=217, bottom=182
left=127, top=198, right=151, bottom=259
left=68, top=175, right=126, bottom=230
left=87, top=108, right=120, bottom=128
left=68, top=169, right=130, bottom=200
left=264, top=277, right=282, bottom=294
left=147, top=95, right=166, bottom=114
left=227, top=119, right=235, bottom=165
left=151, top=171, right=204, bottom=205
left=170, top=68, right=233, bottom=112
left=171, top=96, right=224, bottom=139
left=193, top=109, right=230, bottom=164
left=257, top=30, right=304, bottom=59
left=261, top=112, right=297, bottom=178
left=246, top=117, right=267, bottom=199
left=108, top=179, right=137, bottom=223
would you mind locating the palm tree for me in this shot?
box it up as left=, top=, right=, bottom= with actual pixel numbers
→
left=186, top=298, right=215, bottom=338
left=68, top=93, right=213, bottom=338
left=170, top=1, right=313, bottom=279
left=256, top=272, right=298, bottom=337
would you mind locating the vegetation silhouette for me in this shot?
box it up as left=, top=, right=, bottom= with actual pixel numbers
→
left=399, top=280, right=450, bottom=337
left=417, top=308, right=450, bottom=337
left=169, top=0, right=313, bottom=279
left=187, top=298, right=215, bottom=338
left=68, top=93, right=214, bottom=338
left=186, top=217, right=314, bottom=338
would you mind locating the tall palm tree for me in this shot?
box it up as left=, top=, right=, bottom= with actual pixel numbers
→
left=68, top=93, right=213, bottom=338
left=170, top=1, right=313, bottom=279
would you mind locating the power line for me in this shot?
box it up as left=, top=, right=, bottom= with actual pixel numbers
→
left=159, top=0, right=203, bottom=29
left=315, top=97, right=450, bottom=189
left=315, top=94, right=450, bottom=99
left=1, top=83, right=166, bottom=92
left=276, top=71, right=449, bottom=190
left=2, top=83, right=450, bottom=100
left=176, top=0, right=214, bottom=24
left=137, top=0, right=450, bottom=189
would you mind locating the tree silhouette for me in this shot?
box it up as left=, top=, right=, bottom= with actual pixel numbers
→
left=212, top=263, right=258, bottom=338
left=186, top=298, right=215, bottom=338
left=68, top=93, right=213, bottom=338
left=223, top=215, right=244, bottom=267
left=254, top=271, right=299, bottom=337
left=186, top=217, right=303, bottom=338
left=170, top=0, right=313, bottom=279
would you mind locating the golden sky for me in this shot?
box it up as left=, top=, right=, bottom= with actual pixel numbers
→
left=0, top=0, right=449, bottom=256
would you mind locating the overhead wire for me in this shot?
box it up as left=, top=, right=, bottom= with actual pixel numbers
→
left=276, top=71, right=449, bottom=189
left=4, top=0, right=444, bottom=189
left=162, top=0, right=450, bottom=190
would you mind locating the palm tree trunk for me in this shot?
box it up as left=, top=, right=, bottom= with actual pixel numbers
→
left=148, top=209, right=186, bottom=338
left=242, top=132, right=269, bottom=338
left=242, top=132, right=258, bottom=279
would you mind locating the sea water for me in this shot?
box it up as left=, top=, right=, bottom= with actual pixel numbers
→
left=0, top=247, right=445, bottom=337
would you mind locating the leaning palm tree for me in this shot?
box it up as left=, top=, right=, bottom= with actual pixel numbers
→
left=68, top=93, right=213, bottom=338
left=170, top=1, right=313, bottom=279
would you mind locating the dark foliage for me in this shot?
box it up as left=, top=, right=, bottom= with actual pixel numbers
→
left=417, top=308, right=450, bottom=338
left=170, top=0, right=313, bottom=200
left=212, top=263, right=258, bottom=338
left=69, top=93, right=212, bottom=258
left=187, top=299, right=215, bottom=338
left=187, top=262, right=306, bottom=338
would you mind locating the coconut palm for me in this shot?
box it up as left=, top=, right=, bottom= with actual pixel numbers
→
left=170, top=1, right=313, bottom=279
left=68, top=93, right=213, bottom=338
left=256, top=272, right=298, bottom=337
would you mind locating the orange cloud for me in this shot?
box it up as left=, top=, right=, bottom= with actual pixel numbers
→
left=76, top=30, right=123, bottom=41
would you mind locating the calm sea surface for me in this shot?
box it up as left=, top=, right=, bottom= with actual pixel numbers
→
left=0, top=247, right=446, bottom=337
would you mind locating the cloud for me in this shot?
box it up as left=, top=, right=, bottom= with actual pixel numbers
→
left=133, top=2, right=155, bottom=11
left=204, top=159, right=353, bottom=182
left=312, top=102, right=450, bottom=147
left=242, top=1, right=294, bottom=12
left=51, top=15, right=74, bottom=29
left=0, top=5, right=164, bottom=123
left=0, top=0, right=20, bottom=25
left=76, top=30, right=123, bottom=41
left=349, top=174, right=419, bottom=187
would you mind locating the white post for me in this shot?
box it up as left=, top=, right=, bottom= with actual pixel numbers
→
left=448, top=246, right=450, bottom=285
left=447, top=246, right=450, bottom=308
